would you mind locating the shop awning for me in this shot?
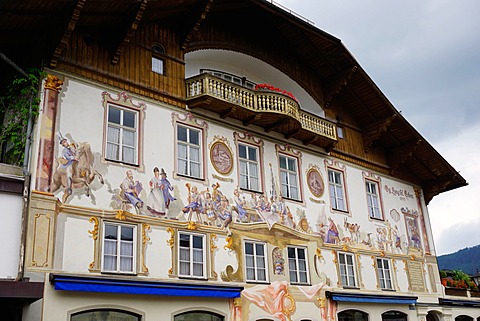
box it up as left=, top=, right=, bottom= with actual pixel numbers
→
left=439, top=298, right=480, bottom=307
left=50, top=274, right=243, bottom=299
left=326, top=291, right=417, bottom=305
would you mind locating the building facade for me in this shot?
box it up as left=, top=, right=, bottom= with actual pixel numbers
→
left=3, top=0, right=478, bottom=321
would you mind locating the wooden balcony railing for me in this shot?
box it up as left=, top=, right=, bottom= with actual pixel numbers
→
left=186, top=74, right=337, bottom=141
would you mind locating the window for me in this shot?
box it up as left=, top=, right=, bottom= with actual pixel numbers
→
left=382, top=311, right=407, bottom=321
left=366, top=180, right=382, bottom=219
left=377, top=258, right=393, bottom=290
left=338, top=252, right=356, bottom=287
left=152, top=56, right=164, bottom=75
left=71, top=309, right=141, bottom=321
left=106, top=105, right=138, bottom=165
left=338, top=310, right=368, bottom=321
left=174, top=311, right=224, bottom=321
left=279, top=155, right=299, bottom=200
left=328, top=169, right=346, bottom=211
left=337, top=126, right=344, bottom=139
left=239, top=143, right=260, bottom=191
left=288, top=246, right=309, bottom=284
left=178, top=232, right=206, bottom=278
left=177, top=125, right=202, bottom=179
left=102, top=223, right=136, bottom=273
left=245, top=241, right=267, bottom=282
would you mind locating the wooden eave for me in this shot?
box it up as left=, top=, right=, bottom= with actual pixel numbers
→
left=0, top=0, right=467, bottom=203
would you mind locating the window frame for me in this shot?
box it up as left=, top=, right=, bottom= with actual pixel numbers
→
left=338, top=252, right=357, bottom=288
left=244, top=240, right=268, bottom=283
left=278, top=154, right=300, bottom=201
left=327, top=168, right=348, bottom=212
left=151, top=56, right=164, bottom=75
left=105, top=104, right=138, bottom=165
left=178, top=231, right=207, bottom=279
left=172, top=113, right=208, bottom=182
left=276, top=144, right=303, bottom=203
left=176, top=124, right=202, bottom=179
left=287, top=246, right=309, bottom=285
left=101, top=92, right=146, bottom=171
left=101, top=222, right=137, bottom=274
left=376, top=257, right=394, bottom=290
left=363, top=172, right=384, bottom=220
left=234, top=132, right=264, bottom=193
left=238, top=142, right=261, bottom=192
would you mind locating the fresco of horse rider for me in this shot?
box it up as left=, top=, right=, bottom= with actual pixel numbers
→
left=51, top=132, right=104, bottom=203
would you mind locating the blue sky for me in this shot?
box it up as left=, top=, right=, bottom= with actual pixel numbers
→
left=277, top=0, right=480, bottom=255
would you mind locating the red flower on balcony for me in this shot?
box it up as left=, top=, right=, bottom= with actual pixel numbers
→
left=255, top=83, right=297, bottom=102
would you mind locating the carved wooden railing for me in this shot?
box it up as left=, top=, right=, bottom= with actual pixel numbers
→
left=186, top=74, right=337, bottom=140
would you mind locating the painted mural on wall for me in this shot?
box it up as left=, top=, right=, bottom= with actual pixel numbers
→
left=403, top=207, right=422, bottom=250
left=51, top=132, right=105, bottom=203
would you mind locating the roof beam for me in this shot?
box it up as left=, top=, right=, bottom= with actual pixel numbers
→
left=265, top=118, right=289, bottom=132
left=388, top=139, right=422, bottom=175
left=111, top=0, right=147, bottom=65
left=363, top=114, right=398, bottom=153
left=181, top=0, right=213, bottom=50
left=50, top=0, right=86, bottom=67
left=323, top=66, right=358, bottom=109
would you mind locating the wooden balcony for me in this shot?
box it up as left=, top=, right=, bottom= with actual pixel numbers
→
left=186, top=74, right=337, bottom=150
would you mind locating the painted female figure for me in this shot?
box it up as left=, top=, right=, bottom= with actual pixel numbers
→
left=146, top=167, right=166, bottom=216
left=326, top=217, right=339, bottom=244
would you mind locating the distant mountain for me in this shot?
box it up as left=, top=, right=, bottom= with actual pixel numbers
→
left=437, top=244, right=480, bottom=275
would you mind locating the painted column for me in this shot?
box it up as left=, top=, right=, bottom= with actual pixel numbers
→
left=34, top=74, right=63, bottom=192
left=415, top=189, right=431, bottom=254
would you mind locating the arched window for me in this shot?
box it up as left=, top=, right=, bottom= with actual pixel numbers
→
left=71, top=309, right=140, bottom=321
left=338, top=309, right=368, bottom=321
left=174, top=311, right=224, bottom=321
left=426, top=311, right=439, bottom=321
left=455, top=316, right=473, bottom=321
left=382, top=311, right=407, bottom=321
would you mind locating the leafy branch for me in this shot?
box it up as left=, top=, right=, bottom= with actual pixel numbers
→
left=0, top=68, right=46, bottom=166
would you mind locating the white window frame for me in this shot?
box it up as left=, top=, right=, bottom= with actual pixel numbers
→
left=238, top=143, right=260, bottom=192
left=102, top=222, right=137, bottom=274
left=328, top=169, right=347, bottom=211
left=287, top=246, right=309, bottom=284
left=152, top=56, right=164, bottom=75
left=178, top=232, right=206, bottom=279
left=244, top=241, right=268, bottom=283
left=279, top=154, right=300, bottom=200
left=176, top=124, right=203, bottom=179
left=377, top=258, right=393, bottom=290
left=106, top=104, right=138, bottom=165
left=338, top=252, right=357, bottom=288
left=366, top=179, right=383, bottom=220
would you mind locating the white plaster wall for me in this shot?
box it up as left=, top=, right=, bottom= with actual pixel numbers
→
left=0, top=192, right=23, bottom=278
left=61, top=216, right=96, bottom=273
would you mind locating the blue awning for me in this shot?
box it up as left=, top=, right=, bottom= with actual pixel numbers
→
left=50, top=274, right=243, bottom=299
left=326, top=291, right=417, bottom=305
left=439, top=298, right=480, bottom=307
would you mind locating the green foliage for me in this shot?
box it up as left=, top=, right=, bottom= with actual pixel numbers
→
left=452, top=269, right=470, bottom=282
left=0, top=69, right=46, bottom=166
left=440, top=270, right=447, bottom=278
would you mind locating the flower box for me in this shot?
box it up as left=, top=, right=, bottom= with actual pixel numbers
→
left=470, top=290, right=480, bottom=297
left=445, top=287, right=468, bottom=297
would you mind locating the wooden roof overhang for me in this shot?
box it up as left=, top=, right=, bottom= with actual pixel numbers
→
left=0, top=0, right=467, bottom=203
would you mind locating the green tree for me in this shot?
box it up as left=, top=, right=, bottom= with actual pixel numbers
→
left=0, top=69, right=45, bottom=166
